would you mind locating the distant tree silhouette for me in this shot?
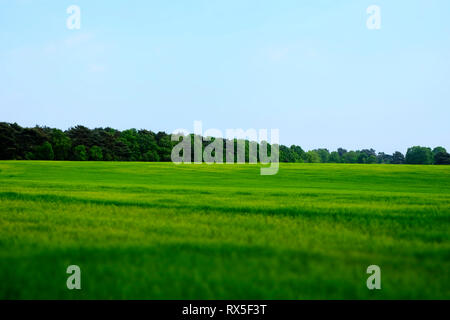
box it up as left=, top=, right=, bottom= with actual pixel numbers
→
left=73, top=145, right=88, bottom=161
left=0, top=122, right=447, bottom=165
left=391, top=151, right=405, bottom=164
left=89, top=146, right=103, bottom=161
left=434, top=151, right=450, bottom=165
left=406, top=146, right=433, bottom=165
left=35, top=141, right=54, bottom=160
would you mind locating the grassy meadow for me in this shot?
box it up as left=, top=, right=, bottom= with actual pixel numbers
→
left=0, top=161, right=449, bottom=299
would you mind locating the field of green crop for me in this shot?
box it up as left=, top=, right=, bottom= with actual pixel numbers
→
left=0, top=161, right=449, bottom=299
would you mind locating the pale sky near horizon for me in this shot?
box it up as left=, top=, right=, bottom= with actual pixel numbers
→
left=1, top=0, right=449, bottom=153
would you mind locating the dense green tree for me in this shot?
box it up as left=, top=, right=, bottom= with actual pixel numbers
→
left=314, top=148, right=330, bottom=163
left=0, top=122, right=447, bottom=166
left=337, top=148, right=347, bottom=157
left=432, top=146, right=447, bottom=156
left=434, top=151, right=450, bottom=165
left=67, top=125, right=92, bottom=148
left=17, top=126, right=49, bottom=159
left=120, top=129, right=141, bottom=161
left=329, top=151, right=341, bottom=163
left=405, top=146, right=433, bottom=165
left=138, top=130, right=159, bottom=161
left=0, top=123, right=18, bottom=159
left=277, top=145, right=303, bottom=163
left=34, top=141, right=54, bottom=160
left=156, top=132, right=173, bottom=162
left=94, top=127, right=120, bottom=161
left=357, top=149, right=376, bottom=164
left=279, top=145, right=293, bottom=162
left=432, top=147, right=447, bottom=164
left=391, top=151, right=405, bottom=164
left=24, top=151, right=35, bottom=160
left=304, top=150, right=321, bottom=163
left=89, top=145, right=103, bottom=161
left=51, top=129, right=71, bottom=160
left=377, top=152, right=393, bottom=164
left=73, top=145, right=88, bottom=161
left=142, top=150, right=160, bottom=162
left=290, top=145, right=305, bottom=162
left=342, top=151, right=358, bottom=163
left=366, top=155, right=377, bottom=164
left=112, top=139, right=131, bottom=161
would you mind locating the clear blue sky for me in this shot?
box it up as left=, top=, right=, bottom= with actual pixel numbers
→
left=1, top=0, right=449, bottom=153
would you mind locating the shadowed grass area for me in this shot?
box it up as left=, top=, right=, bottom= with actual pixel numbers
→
left=0, top=161, right=449, bottom=299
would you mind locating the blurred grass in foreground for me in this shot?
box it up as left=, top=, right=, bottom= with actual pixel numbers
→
left=0, top=161, right=449, bottom=299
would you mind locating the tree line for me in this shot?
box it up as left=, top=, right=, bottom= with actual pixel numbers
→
left=0, top=122, right=449, bottom=165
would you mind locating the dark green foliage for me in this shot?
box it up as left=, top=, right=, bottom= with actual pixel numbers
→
left=51, top=129, right=71, bottom=160
left=357, top=149, right=377, bottom=164
left=0, top=123, right=17, bottom=159
left=392, top=151, right=405, bottom=164
left=406, top=146, right=433, bottom=165
left=34, top=141, right=54, bottom=160
left=89, top=146, right=103, bottom=161
left=0, top=123, right=447, bottom=164
left=342, top=151, right=358, bottom=163
left=142, top=150, right=160, bottom=162
left=278, top=145, right=291, bottom=163
left=67, top=125, right=93, bottom=148
left=434, top=151, right=450, bottom=165
left=377, top=152, right=393, bottom=164
left=290, top=145, right=305, bottom=162
left=329, top=151, right=340, bottom=163
left=432, top=147, right=448, bottom=164
left=337, top=148, right=347, bottom=157
left=278, top=145, right=304, bottom=162
left=314, top=148, right=330, bottom=163
left=73, top=145, right=88, bottom=161
left=432, top=146, right=447, bottom=157
left=155, top=132, right=173, bottom=162
left=304, top=150, right=320, bottom=163
left=137, top=129, right=159, bottom=161
left=279, top=145, right=304, bottom=163
left=120, top=129, right=140, bottom=161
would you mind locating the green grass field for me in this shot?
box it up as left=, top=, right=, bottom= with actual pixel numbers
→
left=0, top=161, right=449, bottom=299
